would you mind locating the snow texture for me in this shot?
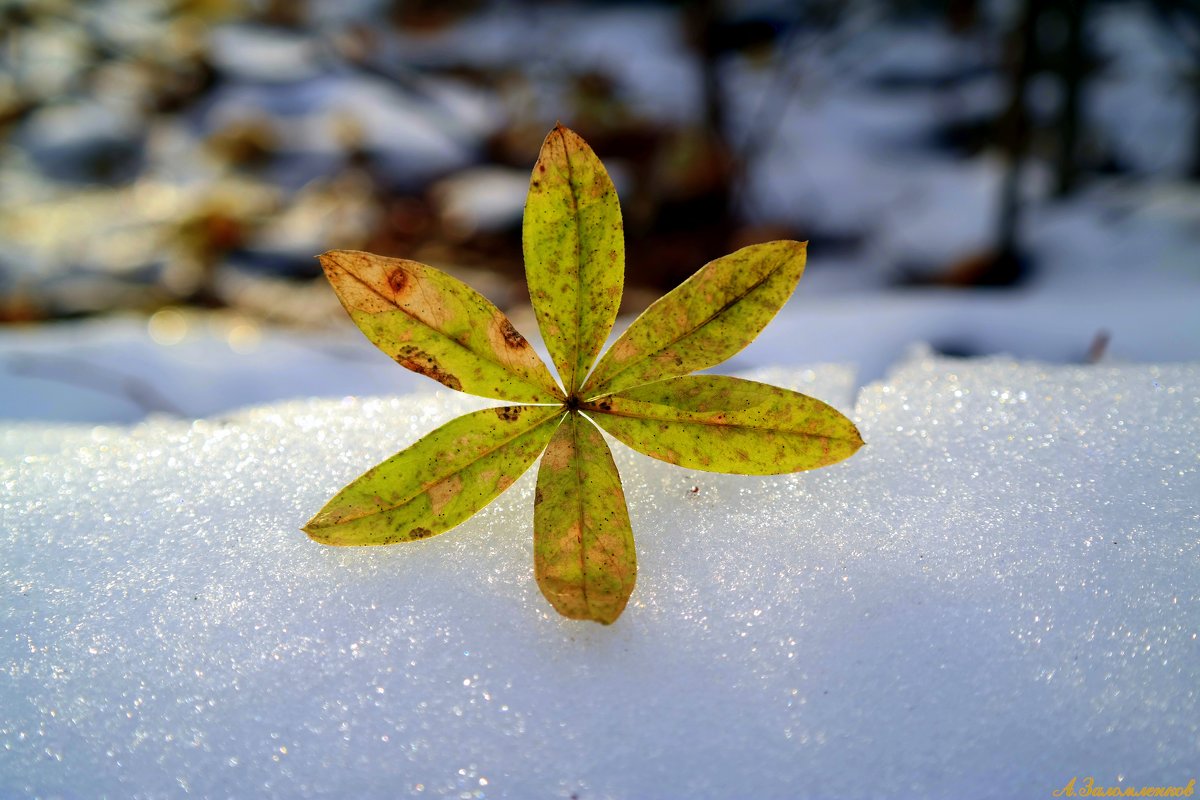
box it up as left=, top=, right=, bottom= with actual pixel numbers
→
left=2, top=354, right=1197, bottom=798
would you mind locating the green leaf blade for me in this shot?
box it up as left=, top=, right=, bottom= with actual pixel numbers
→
left=584, top=375, right=863, bottom=475
left=523, top=124, right=624, bottom=393
left=320, top=250, right=564, bottom=403
left=581, top=240, right=806, bottom=398
left=304, top=404, right=565, bottom=546
left=534, top=413, right=636, bottom=625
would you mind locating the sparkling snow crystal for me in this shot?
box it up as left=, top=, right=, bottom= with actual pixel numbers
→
left=1, top=356, right=1196, bottom=798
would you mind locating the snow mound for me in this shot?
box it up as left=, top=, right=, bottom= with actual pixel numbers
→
left=2, top=356, right=1196, bottom=798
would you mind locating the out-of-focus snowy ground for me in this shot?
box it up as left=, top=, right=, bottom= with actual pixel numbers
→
left=2, top=262, right=1198, bottom=424
left=2, top=353, right=1197, bottom=799
left=4, top=2, right=1197, bottom=424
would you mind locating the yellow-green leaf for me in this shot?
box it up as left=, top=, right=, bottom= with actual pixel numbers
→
left=534, top=412, right=636, bottom=624
left=523, top=124, right=624, bottom=393
left=320, top=250, right=563, bottom=403
left=584, top=375, right=862, bottom=475
left=581, top=241, right=806, bottom=398
left=304, top=404, right=564, bottom=546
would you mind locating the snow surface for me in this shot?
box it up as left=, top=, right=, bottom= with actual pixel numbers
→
left=2, top=353, right=1197, bottom=798
left=0, top=316, right=429, bottom=425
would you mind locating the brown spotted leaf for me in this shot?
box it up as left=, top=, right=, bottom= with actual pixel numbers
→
left=320, top=250, right=564, bottom=403
left=304, top=404, right=564, bottom=546
left=583, top=375, right=863, bottom=475
left=534, top=412, right=636, bottom=624
left=580, top=241, right=806, bottom=398
left=523, top=124, right=624, bottom=393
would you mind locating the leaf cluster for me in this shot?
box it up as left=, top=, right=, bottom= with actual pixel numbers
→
left=304, top=125, right=863, bottom=624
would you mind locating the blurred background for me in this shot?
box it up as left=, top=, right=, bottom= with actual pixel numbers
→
left=2, top=0, right=1199, bottom=422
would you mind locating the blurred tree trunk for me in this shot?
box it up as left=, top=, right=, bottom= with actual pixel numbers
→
left=996, top=0, right=1094, bottom=279
left=1193, top=80, right=1200, bottom=179
left=995, top=0, right=1039, bottom=277
left=946, top=0, right=980, bottom=33
left=1055, top=0, right=1089, bottom=196
left=691, top=0, right=733, bottom=227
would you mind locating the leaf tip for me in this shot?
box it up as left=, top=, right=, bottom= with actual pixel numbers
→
left=778, top=238, right=807, bottom=258
left=302, top=509, right=343, bottom=544
left=839, top=420, right=866, bottom=462
left=300, top=519, right=325, bottom=541
left=766, top=239, right=807, bottom=266
left=315, top=249, right=349, bottom=280
left=547, top=121, right=585, bottom=150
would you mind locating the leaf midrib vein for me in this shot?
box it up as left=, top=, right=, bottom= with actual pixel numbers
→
left=329, top=408, right=564, bottom=527
left=560, top=126, right=585, bottom=393
left=585, top=252, right=789, bottom=395
left=568, top=413, right=591, bottom=615
left=334, top=261, right=560, bottom=400
left=584, top=405, right=857, bottom=442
